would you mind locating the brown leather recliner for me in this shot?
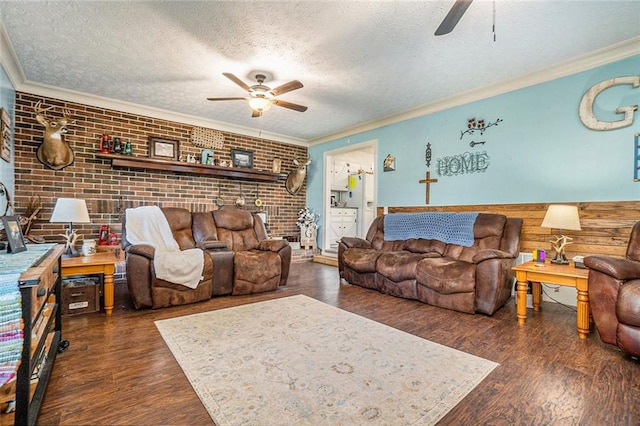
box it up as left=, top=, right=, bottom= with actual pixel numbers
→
left=122, top=207, right=291, bottom=309
left=584, top=221, right=640, bottom=359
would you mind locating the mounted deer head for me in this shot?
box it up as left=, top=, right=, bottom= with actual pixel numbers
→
left=285, top=157, right=311, bottom=195
left=34, top=101, right=75, bottom=170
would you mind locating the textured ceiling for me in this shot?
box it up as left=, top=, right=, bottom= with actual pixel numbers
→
left=1, top=1, right=639, bottom=144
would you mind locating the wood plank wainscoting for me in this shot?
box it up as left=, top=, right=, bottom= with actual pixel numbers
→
left=377, top=201, right=640, bottom=259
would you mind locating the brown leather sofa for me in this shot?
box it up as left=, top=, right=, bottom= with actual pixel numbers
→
left=338, top=213, right=523, bottom=315
left=584, top=221, right=640, bottom=359
left=122, top=207, right=291, bottom=309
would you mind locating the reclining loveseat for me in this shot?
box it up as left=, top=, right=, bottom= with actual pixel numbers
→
left=338, top=212, right=522, bottom=315
left=123, top=207, right=291, bottom=309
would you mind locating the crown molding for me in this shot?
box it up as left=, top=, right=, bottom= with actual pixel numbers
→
left=0, top=22, right=25, bottom=89
left=0, top=22, right=306, bottom=147
left=3, top=15, right=638, bottom=149
left=18, top=81, right=307, bottom=146
left=308, top=36, right=640, bottom=146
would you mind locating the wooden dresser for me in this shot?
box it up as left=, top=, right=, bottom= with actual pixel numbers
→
left=0, top=244, right=65, bottom=426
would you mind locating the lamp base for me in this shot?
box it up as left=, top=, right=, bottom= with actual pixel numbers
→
left=61, top=245, right=81, bottom=258
left=550, top=251, right=569, bottom=265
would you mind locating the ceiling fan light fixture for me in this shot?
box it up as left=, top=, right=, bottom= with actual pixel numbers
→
left=248, top=96, right=272, bottom=112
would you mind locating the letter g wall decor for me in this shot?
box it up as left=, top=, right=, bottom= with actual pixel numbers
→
left=579, top=76, right=639, bottom=131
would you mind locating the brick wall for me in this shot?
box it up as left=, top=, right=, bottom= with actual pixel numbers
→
left=13, top=92, right=308, bottom=245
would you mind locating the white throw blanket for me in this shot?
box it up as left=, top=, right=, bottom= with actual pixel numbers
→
left=125, top=206, right=204, bottom=289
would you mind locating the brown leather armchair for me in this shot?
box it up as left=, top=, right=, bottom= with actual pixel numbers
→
left=584, top=221, right=640, bottom=359
left=123, top=207, right=291, bottom=309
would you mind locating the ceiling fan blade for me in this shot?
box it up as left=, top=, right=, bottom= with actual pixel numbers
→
left=251, top=109, right=263, bottom=118
left=434, top=0, right=473, bottom=36
left=222, top=73, right=251, bottom=91
left=206, top=97, right=247, bottom=101
left=273, top=99, right=308, bottom=112
left=271, top=80, right=304, bottom=97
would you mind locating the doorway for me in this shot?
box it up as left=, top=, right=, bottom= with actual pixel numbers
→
left=322, top=140, right=377, bottom=257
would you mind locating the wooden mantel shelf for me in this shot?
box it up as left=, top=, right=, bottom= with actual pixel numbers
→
left=96, top=153, right=286, bottom=182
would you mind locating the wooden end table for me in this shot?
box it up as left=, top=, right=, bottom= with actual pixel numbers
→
left=512, top=260, right=590, bottom=339
left=61, top=252, right=120, bottom=315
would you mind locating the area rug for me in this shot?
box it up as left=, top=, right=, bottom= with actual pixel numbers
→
left=155, top=295, right=498, bottom=425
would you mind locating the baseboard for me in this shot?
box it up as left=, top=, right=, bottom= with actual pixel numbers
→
left=313, top=255, right=338, bottom=267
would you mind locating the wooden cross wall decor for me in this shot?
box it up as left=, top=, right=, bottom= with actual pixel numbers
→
left=419, top=171, right=438, bottom=204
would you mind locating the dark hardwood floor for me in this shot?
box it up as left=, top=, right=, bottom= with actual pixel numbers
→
left=39, top=262, right=639, bottom=425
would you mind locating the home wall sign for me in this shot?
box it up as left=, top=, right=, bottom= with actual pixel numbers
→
left=579, top=76, right=639, bottom=131
left=436, top=151, right=490, bottom=176
left=425, top=143, right=432, bottom=167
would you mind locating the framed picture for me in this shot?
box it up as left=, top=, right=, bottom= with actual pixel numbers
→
left=149, top=136, right=179, bottom=161
left=1, top=108, right=11, bottom=163
left=272, top=158, right=282, bottom=173
left=383, top=154, right=396, bottom=172
left=2, top=216, right=26, bottom=253
left=231, top=149, right=254, bottom=169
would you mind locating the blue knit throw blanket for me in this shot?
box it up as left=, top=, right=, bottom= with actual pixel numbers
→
left=383, top=212, right=479, bottom=247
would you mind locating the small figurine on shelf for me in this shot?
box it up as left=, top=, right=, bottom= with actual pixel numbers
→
left=100, top=133, right=111, bottom=153
left=123, top=140, right=133, bottom=155
left=98, top=225, right=109, bottom=246
left=113, top=137, right=123, bottom=154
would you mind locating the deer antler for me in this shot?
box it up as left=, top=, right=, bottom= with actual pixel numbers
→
left=62, top=108, right=75, bottom=124
left=34, top=101, right=55, bottom=119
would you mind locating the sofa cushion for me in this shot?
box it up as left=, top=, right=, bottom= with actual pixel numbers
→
left=415, top=258, right=476, bottom=294
left=404, top=238, right=446, bottom=255
left=163, top=207, right=196, bottom=250
left=377, top=252, right=435, bottom=282
left=343, top=248, right=384, bottom=273
left=213, top=210, right=260, bottom=251
left=443, top=245, right=479, bottom=262
left=232, top=250, right=281, bottom=295
left=617, top=281, right=640, bottom=327
left=473, top=213, right=507, bottom=250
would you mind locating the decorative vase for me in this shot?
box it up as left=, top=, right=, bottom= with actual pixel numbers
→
left=300, top=225, right=317, bottom=249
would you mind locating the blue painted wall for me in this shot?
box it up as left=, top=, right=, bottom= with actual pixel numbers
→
left=0, top=63, right=15, bottom=213
left=308, top=55, right=640, bottom=221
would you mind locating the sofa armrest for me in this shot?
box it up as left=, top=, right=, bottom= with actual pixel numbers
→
left=584, top=256, right=640, bottom=281
left=340, top=237, right=371, bottom=249
left=126, top=244, right=155, bottom=260
left=257, top=239, right=289, bottom=252
left=472, top=249, right=513, bottom=264
left=197, top=240, right=229, bottom=251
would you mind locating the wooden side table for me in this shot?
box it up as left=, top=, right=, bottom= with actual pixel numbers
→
left=61, top=252, right=120, bottom=315
left=512, top=260, right=590, bottom=339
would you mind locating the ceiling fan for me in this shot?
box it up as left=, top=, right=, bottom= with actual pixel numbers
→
left=207, top=72, right=308, bottom=118
left=434, top=0, right=473, bottom=36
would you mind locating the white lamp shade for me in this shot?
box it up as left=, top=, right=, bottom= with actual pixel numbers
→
left=540, top=204, right=581, bottom=231
left=50, top=198, right=91, bottom=223
left=248, top=96, right=272, bottom=112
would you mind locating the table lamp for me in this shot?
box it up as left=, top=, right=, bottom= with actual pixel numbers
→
left=540, top=204, right=581, bottom=264
left=50, top=198, right=91, bottom=257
